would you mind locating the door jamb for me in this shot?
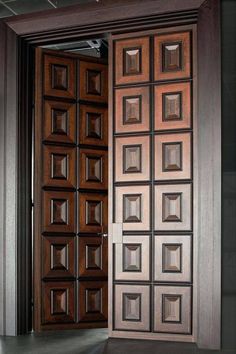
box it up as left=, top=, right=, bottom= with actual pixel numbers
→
left=0, top=0, right=221, bottom=350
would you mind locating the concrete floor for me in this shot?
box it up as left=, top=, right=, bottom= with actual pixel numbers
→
left=0, top=329, right=235, bottom=354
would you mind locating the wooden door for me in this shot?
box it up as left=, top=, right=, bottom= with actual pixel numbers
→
left=110, top=26, right=195, bottom=341
left=34, top=49, right=108, bottom=330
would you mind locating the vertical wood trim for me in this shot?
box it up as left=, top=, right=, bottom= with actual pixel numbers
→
left=108, top=34, right=114, bottom=337
left=0, top=21, right=7, bottom=336
left=34, top=47, right=43, bottom=332
left=3, top=25, right=18, bottom=336
left=197, top=0, right=221, bottom=349
left=192, top=24, right=198, bottom=344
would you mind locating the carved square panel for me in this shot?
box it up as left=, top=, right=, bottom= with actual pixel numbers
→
left=79, top=193, right=108, bottom=233
left=155, top=184, right=192, bottom=231
left=79, top=148, right=108, bottom=189
left=43, top=191, right=75, bottom=233
left=124, top=47, right=141, bottom=76
left=123, top=194, right=141, bottom=223
left=78, top=281, right=108, bottom=322
left=79, top=61, right=108, bottom=103
left=44, top=54, right=76, bottom=99
left=155, top=133, right=191, bottom=180
left=115, top=37, right=150, bottom=85
left=115, top=136, right=150, bottom=182
left=79, top=236, right=107, bottom=277
left=154, top=285, right=191, bottom=333
left=79, top=104, right=108, bottom=146
left=43, top=145, right=76, bottom=188
left=86, top=69, right=101, bottom=95
left=115, top=185, right=150, bottom=231
left=42, top=281, right=75, bottom=324
left=154, top=235, right=191, bottom=282
left=114, top=284, right=150, bottom=331
left=154, top=32, right=191, bottom=81
left=115, top=235, right=150, bottom=281
left=162, top=193, right=182, bottom=222
left=155, top=82, right=191, bottom=131
left=44, top=100, right=76, bottom=143
left=115, top=87, right=150, bottom=133
left=123, top=95, right=141, bottom=125
left=42, top=236, right=75, bottom=278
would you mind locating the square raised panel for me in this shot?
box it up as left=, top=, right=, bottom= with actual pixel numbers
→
left=43, top=145, right=76, bottom=188
left=86, top=69, right=101, bottom=95
left=79, top=236, right=107, bottom=277
left=79, top=193, right=108, bottom=233
left=114, top=284, right=150, bottom=331
left=115, top=136, right=150, bottom=182
left=78, top=281, right=107, bottom=322
left=115, top=235, right=150, bottom=281
left=123, top=47, right=141, bottom=76
left=115, top=87, right=150, bottom=133
left=163, top=42, right=181, bottom=72
left=123, top=194, right=141, bottom=223
left=115, top=185, right=150, bottom=231
left=79, top=105, right=108, bottom=146
left=43, top=191, right=75, bottom=233
left=42, top=236, right=75, bottom=278
left=163, top=92, right=182, bottom=121
left=79, top=148, right=108, bottom=189
left=123, top=95, right=141, bottom=125
left=154, top=32, right=190, bottom=81
left=162, top=193, right=182, bottom=222
left=44, top=54, right=76, bottom=99
left=154, top=285, right=191, bottom=333
left=44, top=100, right=76, bottom=143
left=154, top=235, right=191, bottom=282
left=115, top=37, right=149, bottom=85
left=155, top=82, right=191, bottom=131
left=155, top=133, right=191, bottom=180
left=42, top=281, right=75, bottom=324
left=155, top=184, right=192, bottom=231
left=79, top=61, right=108, bottom=103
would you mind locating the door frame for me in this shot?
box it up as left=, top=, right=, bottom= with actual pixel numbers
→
left=0, top=0, right=221, bottom=350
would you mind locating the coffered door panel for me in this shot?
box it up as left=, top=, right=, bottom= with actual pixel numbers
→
left=79, top=61, right=108, bottom=103
left=35, top=49, right=108, bottom=331
left=115, top=37, right=150, bottom=85
left=111, top=27, right=195, bottom=341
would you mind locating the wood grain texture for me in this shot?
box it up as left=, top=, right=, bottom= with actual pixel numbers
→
left=115, top=86, right=150, bottom=133
left=197, top=0, right=221, bottom=349
left=44, top=100, right=76, bottom=144
left=79, top=61, right=108, bottom=103
left=79, top=104, right=108, bottom=146
left=154, top=82, right=191, bottom=131
left=154, top=32, right=191, bottom=81
left=44, top=55, right=76, bottom=99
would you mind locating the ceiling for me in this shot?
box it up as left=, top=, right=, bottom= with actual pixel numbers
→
left=0, top=0, right=96, bottom=18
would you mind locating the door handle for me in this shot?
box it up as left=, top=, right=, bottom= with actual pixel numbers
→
left=97, top=232, right=108, bottom=238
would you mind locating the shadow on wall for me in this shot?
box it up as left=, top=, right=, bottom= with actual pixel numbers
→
left=222, top=0, right=236, bottom=350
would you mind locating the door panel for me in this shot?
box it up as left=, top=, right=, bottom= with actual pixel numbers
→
left=35, top=49, right=108, bottom=330
left=43, top=100, right=76, bottom=144
left=115, top=86, right=150, bottom=133
left=111, top=26, right=195, bottom=341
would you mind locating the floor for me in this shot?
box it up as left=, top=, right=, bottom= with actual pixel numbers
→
left=0, top=329, right=234, bottom=354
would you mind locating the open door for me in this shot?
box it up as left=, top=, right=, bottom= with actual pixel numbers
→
left=109, top=26, right=196, bottom=342
left=34, top=48, right=108, bottom=330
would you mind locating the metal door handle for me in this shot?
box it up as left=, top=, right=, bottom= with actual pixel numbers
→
left=97, top=232, right=108, bottom=238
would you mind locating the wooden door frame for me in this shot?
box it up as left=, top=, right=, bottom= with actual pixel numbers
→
left=0, top=0, right=221, bottom=350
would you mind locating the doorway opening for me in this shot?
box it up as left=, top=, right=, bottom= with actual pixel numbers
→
left=34, top=23, right=198, bottom=344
